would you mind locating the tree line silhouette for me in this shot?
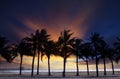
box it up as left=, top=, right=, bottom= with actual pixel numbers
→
left=0, top=29, right=120, bottom=77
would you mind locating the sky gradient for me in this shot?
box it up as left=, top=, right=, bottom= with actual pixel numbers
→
left=0, top=0, right=120, bottom=43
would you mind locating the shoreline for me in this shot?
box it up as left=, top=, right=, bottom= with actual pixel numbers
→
left=0, top=74, right=120, bottom=79
left=0, top=71, right=120, bottom=78
left=0, top=68, right=120, bottom=72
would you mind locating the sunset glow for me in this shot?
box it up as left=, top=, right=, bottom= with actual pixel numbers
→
left=2, top=0, right=100, bottom=41
left=0, top=0, right=120, bottom=76
left=12, top=55, right=120, bottom=72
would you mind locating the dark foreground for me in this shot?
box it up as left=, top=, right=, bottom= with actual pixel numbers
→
left=0, top=71, right=120, bottom=79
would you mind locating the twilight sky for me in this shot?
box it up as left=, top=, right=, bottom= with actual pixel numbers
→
left=0, top=0, right=120, bottom=43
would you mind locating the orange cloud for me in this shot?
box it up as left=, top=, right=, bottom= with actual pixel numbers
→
left=16, top=1, right=100, bottom=41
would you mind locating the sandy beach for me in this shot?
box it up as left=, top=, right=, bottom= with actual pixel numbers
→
left=0, top=71, right=120, bottom=79
left=0, top=58, right=120, bottom=79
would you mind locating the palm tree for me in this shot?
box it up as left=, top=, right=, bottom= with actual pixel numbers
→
left=0, top=35, right=17, bottom=63
left=57, top=29, right=74, bottom=77
left=25, top=29, right=50, bottom=76
left=96, top=37, right=108, bottom=75
left=80, top=42, right=93, bottom=75
left=1, top=44, right=18, bottom=63
left=0, top=35, right=16, bottom=62
left=35, top=29, right=50, bottom=75
left=90, top=33, right=101, bottom=77
left=114, top=37, right=120, bottom=63
left=24, top=29, right=40, bottom=77
left=112, top=37, right=120, bottom=75
left=106, top=47, right=115, bottom=75
left=72, top=39, right=82, bottom=76
left=17, top=39, right=33, bottom=75
left=43, top=40, right=56, bottom=76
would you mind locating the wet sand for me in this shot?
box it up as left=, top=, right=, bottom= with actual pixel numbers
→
left=0, top=71, right=120, bottom=79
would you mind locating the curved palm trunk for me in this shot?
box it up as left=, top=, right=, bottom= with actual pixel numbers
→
left=95, top=51, right=99, bottom=77
left=103, top=57, right=106, bottom=75
left=20, top=55, right=23, bottom=75
left=31, top=50, right=36, bottom=77
left=63, top=57, right=66, bottom=77
left=110, top=59, right=115, bottom=75
left=37, top=51, right=40, bottom=75
left=76, top=55, right=79, bottom=76
left=86, top=59, right=89, bottom=75
left=48, top=55, right=51, bottom=76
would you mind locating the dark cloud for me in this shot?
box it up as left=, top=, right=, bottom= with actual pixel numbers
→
left=0, top=0, right=120, bottom=43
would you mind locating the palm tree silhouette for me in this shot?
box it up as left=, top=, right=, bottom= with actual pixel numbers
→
left=80, top=42, right=93, bottom=75
left=106, top=47, right=115, bottom=75
left=90, top=33, right=101, bottom=77
left=57, top=29, right=74, bottom=77
left=24, top=29, right=40, bottom=77
left=24, top=29, right=50, bottom=76
left=114, top=37, right=120, bottom=63
left=17, top=39, right=33, bottom=75
left=1, top=29, right=120, bottom=77
left=96, top=37, right=108, bottom=75
left=1, top=44, right=18, bottom=63
left=0, top=35, right=17, bottom=62
left=72, top=38, right=82, bottom=76
left=44, top=40, right=56, bottom=76
left=36, top=29, right=50, bottom=75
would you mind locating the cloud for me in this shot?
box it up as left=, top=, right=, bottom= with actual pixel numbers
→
left=16, top=0, right=100, bottom=41
left=0, top=0, right=101, bottom=42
